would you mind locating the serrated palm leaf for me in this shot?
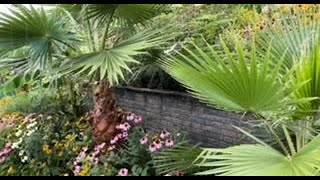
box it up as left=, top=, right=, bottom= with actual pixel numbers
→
left=60, top=29, right=172, bottom=85
left=152, top=141, right=202, bottom=175
left=292, top=41, right=320, bottom=117
left=0, top=5, right=80, bottom=72
left=162, top=38, right=290, bottom=114
left=195, top=128, right=320, bottom=176
left=256, top=10, right=320, bottom=70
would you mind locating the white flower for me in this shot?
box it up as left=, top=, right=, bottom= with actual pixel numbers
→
left=27, top=130, right=35, bottom=136
left=30, top=118, right=37, bottom=123
left=15, top=130, right=23, bottom=137
left=27, top=122, right=37, bottom=129
left=21, top=156, right=28, bottom=163
left=47, top=116, right=53, bottom=120
left=19, top=150, right=25, bottom=156
left=12, top=142, right=19, bottom=149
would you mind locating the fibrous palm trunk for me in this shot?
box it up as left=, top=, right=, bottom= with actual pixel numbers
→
left=90, top=80, right=126, bottom=145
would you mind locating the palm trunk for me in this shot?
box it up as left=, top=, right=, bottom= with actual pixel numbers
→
left=91, top=80, right=125, bottom=145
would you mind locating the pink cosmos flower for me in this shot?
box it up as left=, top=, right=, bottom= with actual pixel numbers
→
left=134, top=115, right=142, bottom=124
left=165, top=139, right=174, bottom=147
left=160, top=129, right=171, bottom=139
left=140, top=136, right=148, bottom=145
left=118, top=168, right=129, bottom=176
left=149, top=144, right=158, bottom=153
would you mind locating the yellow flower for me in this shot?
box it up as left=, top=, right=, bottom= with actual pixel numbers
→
left=58, top=151, right=64, bottom=157
left=65, top=121, right=71, bottom=127
left=46, top=149, right=53, bottom=155
left=7, top=166, right=14, bottom=174
left=43, top=144, right=49, bottom=151
left=72, top=146, right=80, bottom=152
left=65, top=134, right=73, bottom=140
left=54, top=142, right=64, bottom=149
left=78, top=165, right=90, bottom=176
left=64, top=142, right=70, bottom=148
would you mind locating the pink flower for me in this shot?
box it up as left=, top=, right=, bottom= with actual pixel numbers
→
left=165, top=139, right=174, bottom=147
left=3, top=149, right=11, bottom=155
left=134, top=115, right=142, bottom=124
left=110, top=139, right=117, bottom=145
left=98, top=142, right=106, bottom=149
left=115, top=124, right=122, bottom=130
left=73, top=165, right=81, bottom=174
left=73, top=161, right=78, bottom=166
left=154, top=139, right=162, bottom=150
left=0, top=151, right=3, bottom=157
left=149, top=144, right=157, bottom=153
left=140, top=137, right=148, bottom=145
left=116, top=133, right=123, bottom=139
left=122, top=132, right=128, bottom=138
left=118, top=168, right=129, bottom=176
left=127, top=114, right=135, bottom=121
left=93, top=157, right=99, bottom=165
left=160, top=130, right=171, bottom=139
left=121, top=122, right=131, bottom=131
left=93, top=150, right=100, bottom=157
left=82, top=147, right=88, bottom=152
left=5, top=142, right=12, bottom=149
left=79, top=151, right=86, bottom=158
left=175, top=171, right=185, bottom=176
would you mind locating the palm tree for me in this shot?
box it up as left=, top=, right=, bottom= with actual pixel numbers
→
left=0, top=4, right=172, bottom=144
left=160, top=10, right=320, bottom=175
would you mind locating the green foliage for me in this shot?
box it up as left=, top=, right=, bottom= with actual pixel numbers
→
left=0, top=5, right=80, bottom=72
left=293, top=42, right=320, bottom=117
left=256, top=11, right=320, bottom=70
left=0, top=83, right=86, bottom=117
left=194, top=126, right=320, bottom=176
left=152, top=138, right=202, bottom=175
left=104, top=126, right=155, bottom=176
left=162, top=38, right=294, bottom=114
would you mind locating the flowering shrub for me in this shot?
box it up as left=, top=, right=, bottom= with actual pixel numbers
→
left=0, top=107, right=187, bottom=176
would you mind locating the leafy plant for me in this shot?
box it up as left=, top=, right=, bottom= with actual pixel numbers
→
left=194, top=126, right=320, bottom=176
left=162, top=38, right=299, bottom=114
